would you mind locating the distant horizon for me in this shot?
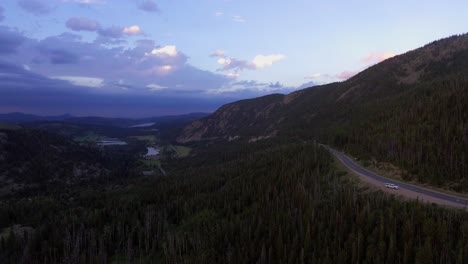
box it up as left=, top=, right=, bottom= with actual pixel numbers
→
left=1, top=1, right=467, bottom=115
left=0, top=111, right=213, bottom=120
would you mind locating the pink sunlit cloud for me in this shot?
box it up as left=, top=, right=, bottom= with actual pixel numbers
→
left=336, top=70, right=357, bottom=80
left=362, top=52, right=396, bottom=63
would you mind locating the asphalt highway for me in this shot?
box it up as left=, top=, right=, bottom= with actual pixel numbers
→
left=329, top=147, right=468, bottom=207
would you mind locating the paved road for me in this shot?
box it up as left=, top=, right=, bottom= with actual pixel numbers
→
left=328, top=147, right=468, bottom=208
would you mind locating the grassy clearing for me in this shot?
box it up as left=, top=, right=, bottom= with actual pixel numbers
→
left=141, top=159, right=161, bottom=168
left=173, top=145, right=192, bottom=157
left=130, top=135, right=157, bottom=144
left=74, top=132, right=101, bottom=143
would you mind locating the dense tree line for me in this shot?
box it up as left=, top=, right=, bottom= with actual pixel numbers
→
left=1, top=142, right=467, bottom=263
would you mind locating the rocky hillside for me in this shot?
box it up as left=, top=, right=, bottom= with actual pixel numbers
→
left=178, top=33, right=468, bottom=190
left=178, top=94, right=284, bottom=143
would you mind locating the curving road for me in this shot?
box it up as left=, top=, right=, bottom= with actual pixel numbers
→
left=328, top=147, right=468, bottom=208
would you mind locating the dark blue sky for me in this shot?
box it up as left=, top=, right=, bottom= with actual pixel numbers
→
left=0, top=0, right=467, bottom=117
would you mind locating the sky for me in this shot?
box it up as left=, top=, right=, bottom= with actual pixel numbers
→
left=0, top=0, right=467, bottom=117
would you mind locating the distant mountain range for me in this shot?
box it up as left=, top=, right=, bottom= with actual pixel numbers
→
left=0, top=112, right=209, bottom=127
left=0, top=112, right=74, bottom=123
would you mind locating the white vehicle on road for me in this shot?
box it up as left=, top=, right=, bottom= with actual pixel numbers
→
left=385, top=183, right=399, bottom=190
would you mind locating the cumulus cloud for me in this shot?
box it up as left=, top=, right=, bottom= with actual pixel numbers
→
left=139, top=0, right=159, bottom=12
left=146, top=45, right=178, bottom=57
left=18, top=0, right=51, bottom=15
left=336, top=70, right=357, bottom=80
left=122, top=25, right=142, bottom=36
left=97, top=26, right=124, bottom=38
left=97, top=25, right=142, bottom=38
left=217, top=58, right=256, bottom=72
left=65, top=17, right=142, bottom=39
left=362, top=52, right=396, bottom=63
left=210, top=49, right=226, bottom=58
left=66, top=17, right=100, bottom=31
left=253, top=54, right=285, bottom=68
left=213, top=51, right=285, bottom=73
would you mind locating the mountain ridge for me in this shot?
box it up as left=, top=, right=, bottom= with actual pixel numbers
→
left=0, top=112, right=209, bottom=127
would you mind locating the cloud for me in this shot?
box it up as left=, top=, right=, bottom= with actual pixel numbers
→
left=122, top=25, right=142, bottom=36
left=232, top=15, right=245, bottom=22
left=97, top=26, right=125, bottom=38
left=217, top=58, right=256, bottom=72
left=209, top=80, right=296, bottom=95
left=0, top=26, right=25, bottom=54
left=217, top=58, right=230, bottom=66
left=98, top=25, right=143, bottom=38
left=139, top=0, right=159, bottom=12
left=214, top=52, right=285, bottom=72
left=146, top=45, right=178, bottom=57
left=52, top=76, right=104, bottom=87
left=37, top=47, right=79, bottom=64
left=0, top=60, right=92, bottom=92
left=362, top=52, right=396, bottom=63
left=253, top=54, right=285, bottom=68
left=304, top=73, right=321, bottom=79
left=210, top=49, right=226, bottom=58
left=0, top=27, right=228, bottom=95
left=0, top=6, right=4, bottom=22
left=225, top=72, right=240, bottom=79
left=65, top=18, right=142, bottom=38
left=66, top=17, right=100, bottom=31
left=18, top=0, right=51, bottom=15
left=0, top=60, right=231, bottom=117
left=146, top=83, right=168, bottom=91
left=336, top=70, right=357, bottom=80
left=214, top=11, right=224, bottom=17
left=0, top=25, right=295, bottom=116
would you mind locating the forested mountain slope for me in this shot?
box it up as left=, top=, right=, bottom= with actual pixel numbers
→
left=178, top=34, right=468, bottom=190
